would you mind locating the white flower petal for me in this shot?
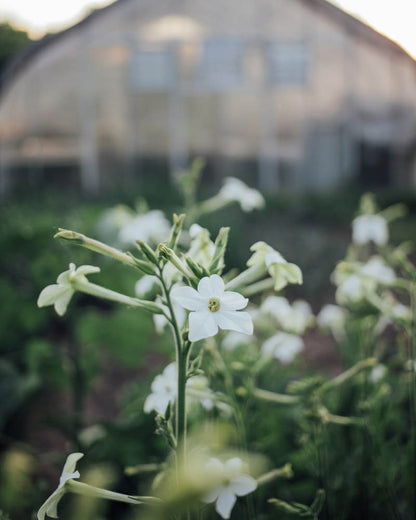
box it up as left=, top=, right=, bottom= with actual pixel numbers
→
left=198, top=274, right=224, bottom=298
left=230, top=475, right=257, bottom=496
left=37, top=285, right=68, bottom=308
left=54, top=289, right=74, bottom=316
left=224, top=457, right=243, bottom=477
left=188, top=311, right=218, bottom=342
left=61, top=453, right=84, bottom=483
left=216, top=488, right=237, bottom=519
left=171, top=286, right=206, bottom=311
left=215, top=310, right=253, bottom=335
left=221, top=292, right=248, bottom=311
left=74, top=265, right=101, bottom=277
left=202, top=486, right=222, bottom=504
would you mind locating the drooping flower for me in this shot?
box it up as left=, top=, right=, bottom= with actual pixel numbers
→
left=247, top=242, right=302, bottom=291
left=260, top=296, right=313, bottom=334
left=119, top=210, right=171, bottom=245
left=37, top=453, right=83, bottom=520
left=218, top=177, right=265, bottom=212
left=37, top=264, right=100, bottom=316
left=261, top=332, right=304, bottom=364
left=171, top=274, right=253, bottom=342
left=202, top=457, right=257, bottom=519
left=352, top=214, right=388, bottom=246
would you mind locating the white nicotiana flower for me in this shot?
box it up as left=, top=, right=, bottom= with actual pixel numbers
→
left=144, top=363, right=177, bottom=415
left=171, top=275, right=253, bottom=342
left=218, top=177, right=265, bottom=212
left=202, top=457, right=257, bottom=519
left=144, top=363, right=221, bottom=415
left=37, top=264, right=100, bottom=316
left=260, top=296, right=312, bottom=335
left=261, top=332, right=304, bottom=364
left=37, top=453, right=83, bottom=520
left=352, top=214, right=388, bottom=246
left=333, top=257, right=396, bottom=304
left=316, top=304, right=347, bottom=337
left=247, top=242, right=302, bottom=291
left=118, top=210, right=170, bottom=245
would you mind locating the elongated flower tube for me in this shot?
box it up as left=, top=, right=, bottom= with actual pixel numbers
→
left=37, top=453, right=160, bottom=519
left=38, top=263, right=164, bottom=316
left=172, top=274, right=253, bottom=342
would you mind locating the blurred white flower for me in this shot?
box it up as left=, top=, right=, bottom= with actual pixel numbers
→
left=134, top=275, right=159, bottom=297
left=260, top=296, right=312, bottom=334
left=187, top=224, right=216, bottom=268
left=144, top=363, right=222, bottom=415
left=37, top=264, right=100, bottom=316
left=222, top=331, right=253, bottom=351
left=352, top=214, right=388, bottom=246
left=202, top=457, right=257, bottom=519
left=119, top=210, right=170, bottom=245
left=317, top=304, right=347, bottom=337
left=333, top=257, right=396, bottom=304
left=261, top=332, right=304, bottom=364
left=369, top=364, right=387, bottom=383
left=152, top=294, right=186, bottom=335
left=37, top=453, right=83, bottom=520
left=247, top=242, right=302, bottom=291
left=144, top=363, right=177, bottom=415
left=172, top=275, right=253, bottom=342
left=218, top=177, right=265, bottom=212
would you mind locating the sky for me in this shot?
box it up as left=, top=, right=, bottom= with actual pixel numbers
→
left=0, top=0, right=415, bottom=58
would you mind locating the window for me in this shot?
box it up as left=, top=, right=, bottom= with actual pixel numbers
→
left=130, top=49, right=176, bottom=91
left=266, top=42, right=309, bottom=86
left=199, top=38, right=245, bottom=90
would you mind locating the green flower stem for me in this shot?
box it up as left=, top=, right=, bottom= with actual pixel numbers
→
left=256, top=464, right=294, bottom=486
left=225, top=264, right=268, bottom=291
left=54, top=229, right=137, bottom=268
left=72, top=281, right=165, bottom=315
left=317, top=357, right=377, bottom=395
left=67, top=480, right=161, bottom=505
left=241, top=278, right=275, bottom=297
left=253, top=387, right=300, bottom=405
left=193, top=195, right=231, bottom=218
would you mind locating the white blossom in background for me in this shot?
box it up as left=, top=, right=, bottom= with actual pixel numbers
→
left=118, top=210, right=170, bottom=245
left=144, top=363, right=177, bottom=415
left=333, top=256, right=396, bottom=305
left=144, top=363, right=222, bottom=415
left=172, top=275, right=253, bottom=342
left=202, top=457, right=257, bottom=519
left=369, top=364, right=388, bottom=383
left=247, top=242, right=302, bottom=291
left=218, top=177, right=265, bottom=212
left=37, top=453, right=83, bottom=520
left=134, top=275, right=159, bottom=297
left=37, top=264, right=100, bottom=316
left=222, top=331, right=254, bottom=351
left=152, top=295, right=187, bottom=335
left=261, top=332, right=304, bottom=364
left=260, top=296, right=313, bottom=335
left=317, top=304, right=348, bottom=339
left=187, top=224, right=216, bottom=268
left=352, top=214, right=388, bottom=246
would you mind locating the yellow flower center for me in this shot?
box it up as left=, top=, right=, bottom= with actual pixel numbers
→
left=208, top=298, right=220, bottom=313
